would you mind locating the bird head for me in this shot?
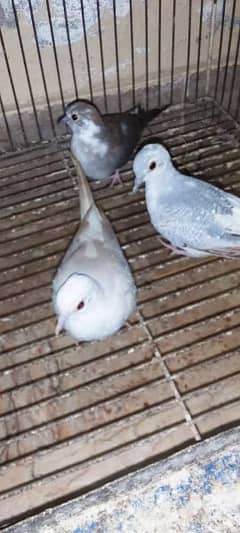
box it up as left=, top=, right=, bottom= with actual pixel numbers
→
left=55, top=273, right=102, bottom=335
left=57, top=100, right=102, bottom=132
left=133, top=143, right=171, bottom=192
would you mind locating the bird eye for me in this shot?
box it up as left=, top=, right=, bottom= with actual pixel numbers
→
left=72, top=113, right=79, bottom=121
left=77, top=301, right=85, bottom=310
left=149, top=161, right=156, bottom=171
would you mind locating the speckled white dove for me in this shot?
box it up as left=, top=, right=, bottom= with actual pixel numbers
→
left=133, top=143, right=240, bottom=258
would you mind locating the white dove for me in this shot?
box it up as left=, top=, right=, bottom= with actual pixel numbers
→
left=133, top=143, right=240, bottom=258
left=52, top=158, right=136, bottom=342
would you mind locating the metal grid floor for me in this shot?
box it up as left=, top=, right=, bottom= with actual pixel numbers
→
left=1, top=100, right=240, bottom=527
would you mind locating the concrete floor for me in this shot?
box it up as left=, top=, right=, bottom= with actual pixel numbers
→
left=7, top=428, right=240, bottom=533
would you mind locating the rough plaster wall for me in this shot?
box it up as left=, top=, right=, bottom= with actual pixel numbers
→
left=0, top=0, right=239, bottom=114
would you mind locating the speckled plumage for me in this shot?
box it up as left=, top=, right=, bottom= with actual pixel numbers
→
left=133, top=143, right=240, bottom=258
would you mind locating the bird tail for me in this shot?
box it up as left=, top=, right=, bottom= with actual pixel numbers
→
left=137, top=104, right=168, bottom=127
left=71, top=155, right=94, bottom=220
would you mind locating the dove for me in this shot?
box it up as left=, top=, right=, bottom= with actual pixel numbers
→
left=58, top=99, right=165, bottom=185
left=52, top=157, right=136, bottom=342
left=133, top=143, right=240, bottom=258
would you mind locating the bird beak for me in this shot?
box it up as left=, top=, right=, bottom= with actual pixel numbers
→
left=57, top=113, right=67, bottom=124
left=132, top=174, right=145, bottom=193
left=55, top=314, right=66, bottom=336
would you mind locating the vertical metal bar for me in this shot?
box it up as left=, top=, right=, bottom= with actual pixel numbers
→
left=0, top=29, right=27, bottom=145
left=220, top=0, right=237, bottom=106
left=62, top=0, right=78, bottom=99
left=214, top=0, right=227, bottom=101
left=80, top=0, right=93, bottom=101
left=11, top=0, right=42, bottom=141
left=227, top=23, right=240, bottom=114
left=206, top=0, right=217, bottom=95
left=0, top=94, right=14, bottom=150
left=129, top=0, right=135, bottom=107
left=96, top=1, right=108, bottom=112
left=170, top=0, right=176, bottom=105
left=28, top=0, right=55, bottom=136
left=45, top=0, right=65, bottom=111
left=145, top=0, right=149, bottom=109
left=195, top=0, right=204, bottom=99
left=113, top=0, right=122, bottom=112
left=157, top=0, right=162, bottom=107
left=184, top=0, right=192, bottom=102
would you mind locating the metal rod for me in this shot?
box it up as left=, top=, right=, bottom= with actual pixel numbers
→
left=113, top=0, right=122, bottom=112
left=184, top=0, right=192, bottom=102
left=214, top=0, right=227, bottom=101
left=145, top=0, right=149, bottom=109
left=195, top=0, right=204, bottom=99
left=220, top=0, right=237, bottom=106
left=170, top=0, right=176, bottom=105
left=80, top=0, right=93, bottom=101
left=227, top=22, right=240, bottom=115
left=45, top=0, right=65, bottom=111
left=96, top=1, right=108, bottom=112
left=62, top=0, right=78, bottom=100
left=157, top=0, right=162, bottom=107
left=28, top=0, right=55, bottom=136
left=129, top=0, right=135, bottom=107
left=11, top=0, right=42, bottom=141
left=0, top=28, right=27, bottom=145
left=0, top=93, right=14, bottom=150
left=206, top=0, right=217, bottom=96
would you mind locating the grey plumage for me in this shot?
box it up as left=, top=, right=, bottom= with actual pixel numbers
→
left=133, top=143, right=240, bottom=258
left=52, top=157, right=136, bottom=342
left=58, top=99, right=165, bottom=183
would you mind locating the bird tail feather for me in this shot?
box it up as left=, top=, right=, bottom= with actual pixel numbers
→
left=139, top=105, right=168, bottom=126
left=71, top=155, right=94, bottom=220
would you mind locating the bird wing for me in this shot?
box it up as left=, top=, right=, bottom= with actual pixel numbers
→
left=153, top=173, right=240, bottom=256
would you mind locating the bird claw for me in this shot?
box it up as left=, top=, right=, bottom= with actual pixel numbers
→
left=109, top=170, right=123, bottom=187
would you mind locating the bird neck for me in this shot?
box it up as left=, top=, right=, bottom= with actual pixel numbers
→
left=146, top=160, right=175, bottom=209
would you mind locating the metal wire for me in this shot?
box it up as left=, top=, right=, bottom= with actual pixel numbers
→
left=11, top=0, right=42, bottom=141
left=113, top=0, right=122, bottom=112
left=214, top=0, right=227, bottom=101
left=1, top=0, right=240, bottom=152
left=195, top=0, right=204, bottom=100
left=170, top=0, right=176, bottom=105
left=219, top=0, right=237, bottom=107
left=0, top=94, right=14, bottom=150
left=157, top=0, right=162, bottom=107
left=184, top=0, right=192, bottom=102
left=129, top=0, right=135, bottom=107
left=96, top=1, right=108, bottom=112
left=45, top=0, right=65, bottom=111
left=145, top=0, right=149, bottom=110
left=227, top=22, right=240, bottom=115
left=80, top=0, right=93, bottom=102
left=28, top=0, right=55, bottom=136
left=62, top=0, right=78, bottom=100
left=0, top=28, right=27, bottom=145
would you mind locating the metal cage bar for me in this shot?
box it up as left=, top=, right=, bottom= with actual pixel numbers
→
left=0, top=0, right=240, bottom=152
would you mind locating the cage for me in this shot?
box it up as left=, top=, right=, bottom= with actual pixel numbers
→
left=0, top=0, right=240, bottom=527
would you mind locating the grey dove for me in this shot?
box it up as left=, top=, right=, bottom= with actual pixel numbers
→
left=133, top=143, right=240, bottom=258
left=58, top=99, right=165, bottom=185
left=52, top=158, right=136, bottom=342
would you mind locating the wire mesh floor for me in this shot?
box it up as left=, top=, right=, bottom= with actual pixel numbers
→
left=1, top=100, right=240, bottom=527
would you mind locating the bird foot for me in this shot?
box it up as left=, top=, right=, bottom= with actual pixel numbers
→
left=109, top=170, right=123, bottom=187
left=158, top=237, right=188, bottom=257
